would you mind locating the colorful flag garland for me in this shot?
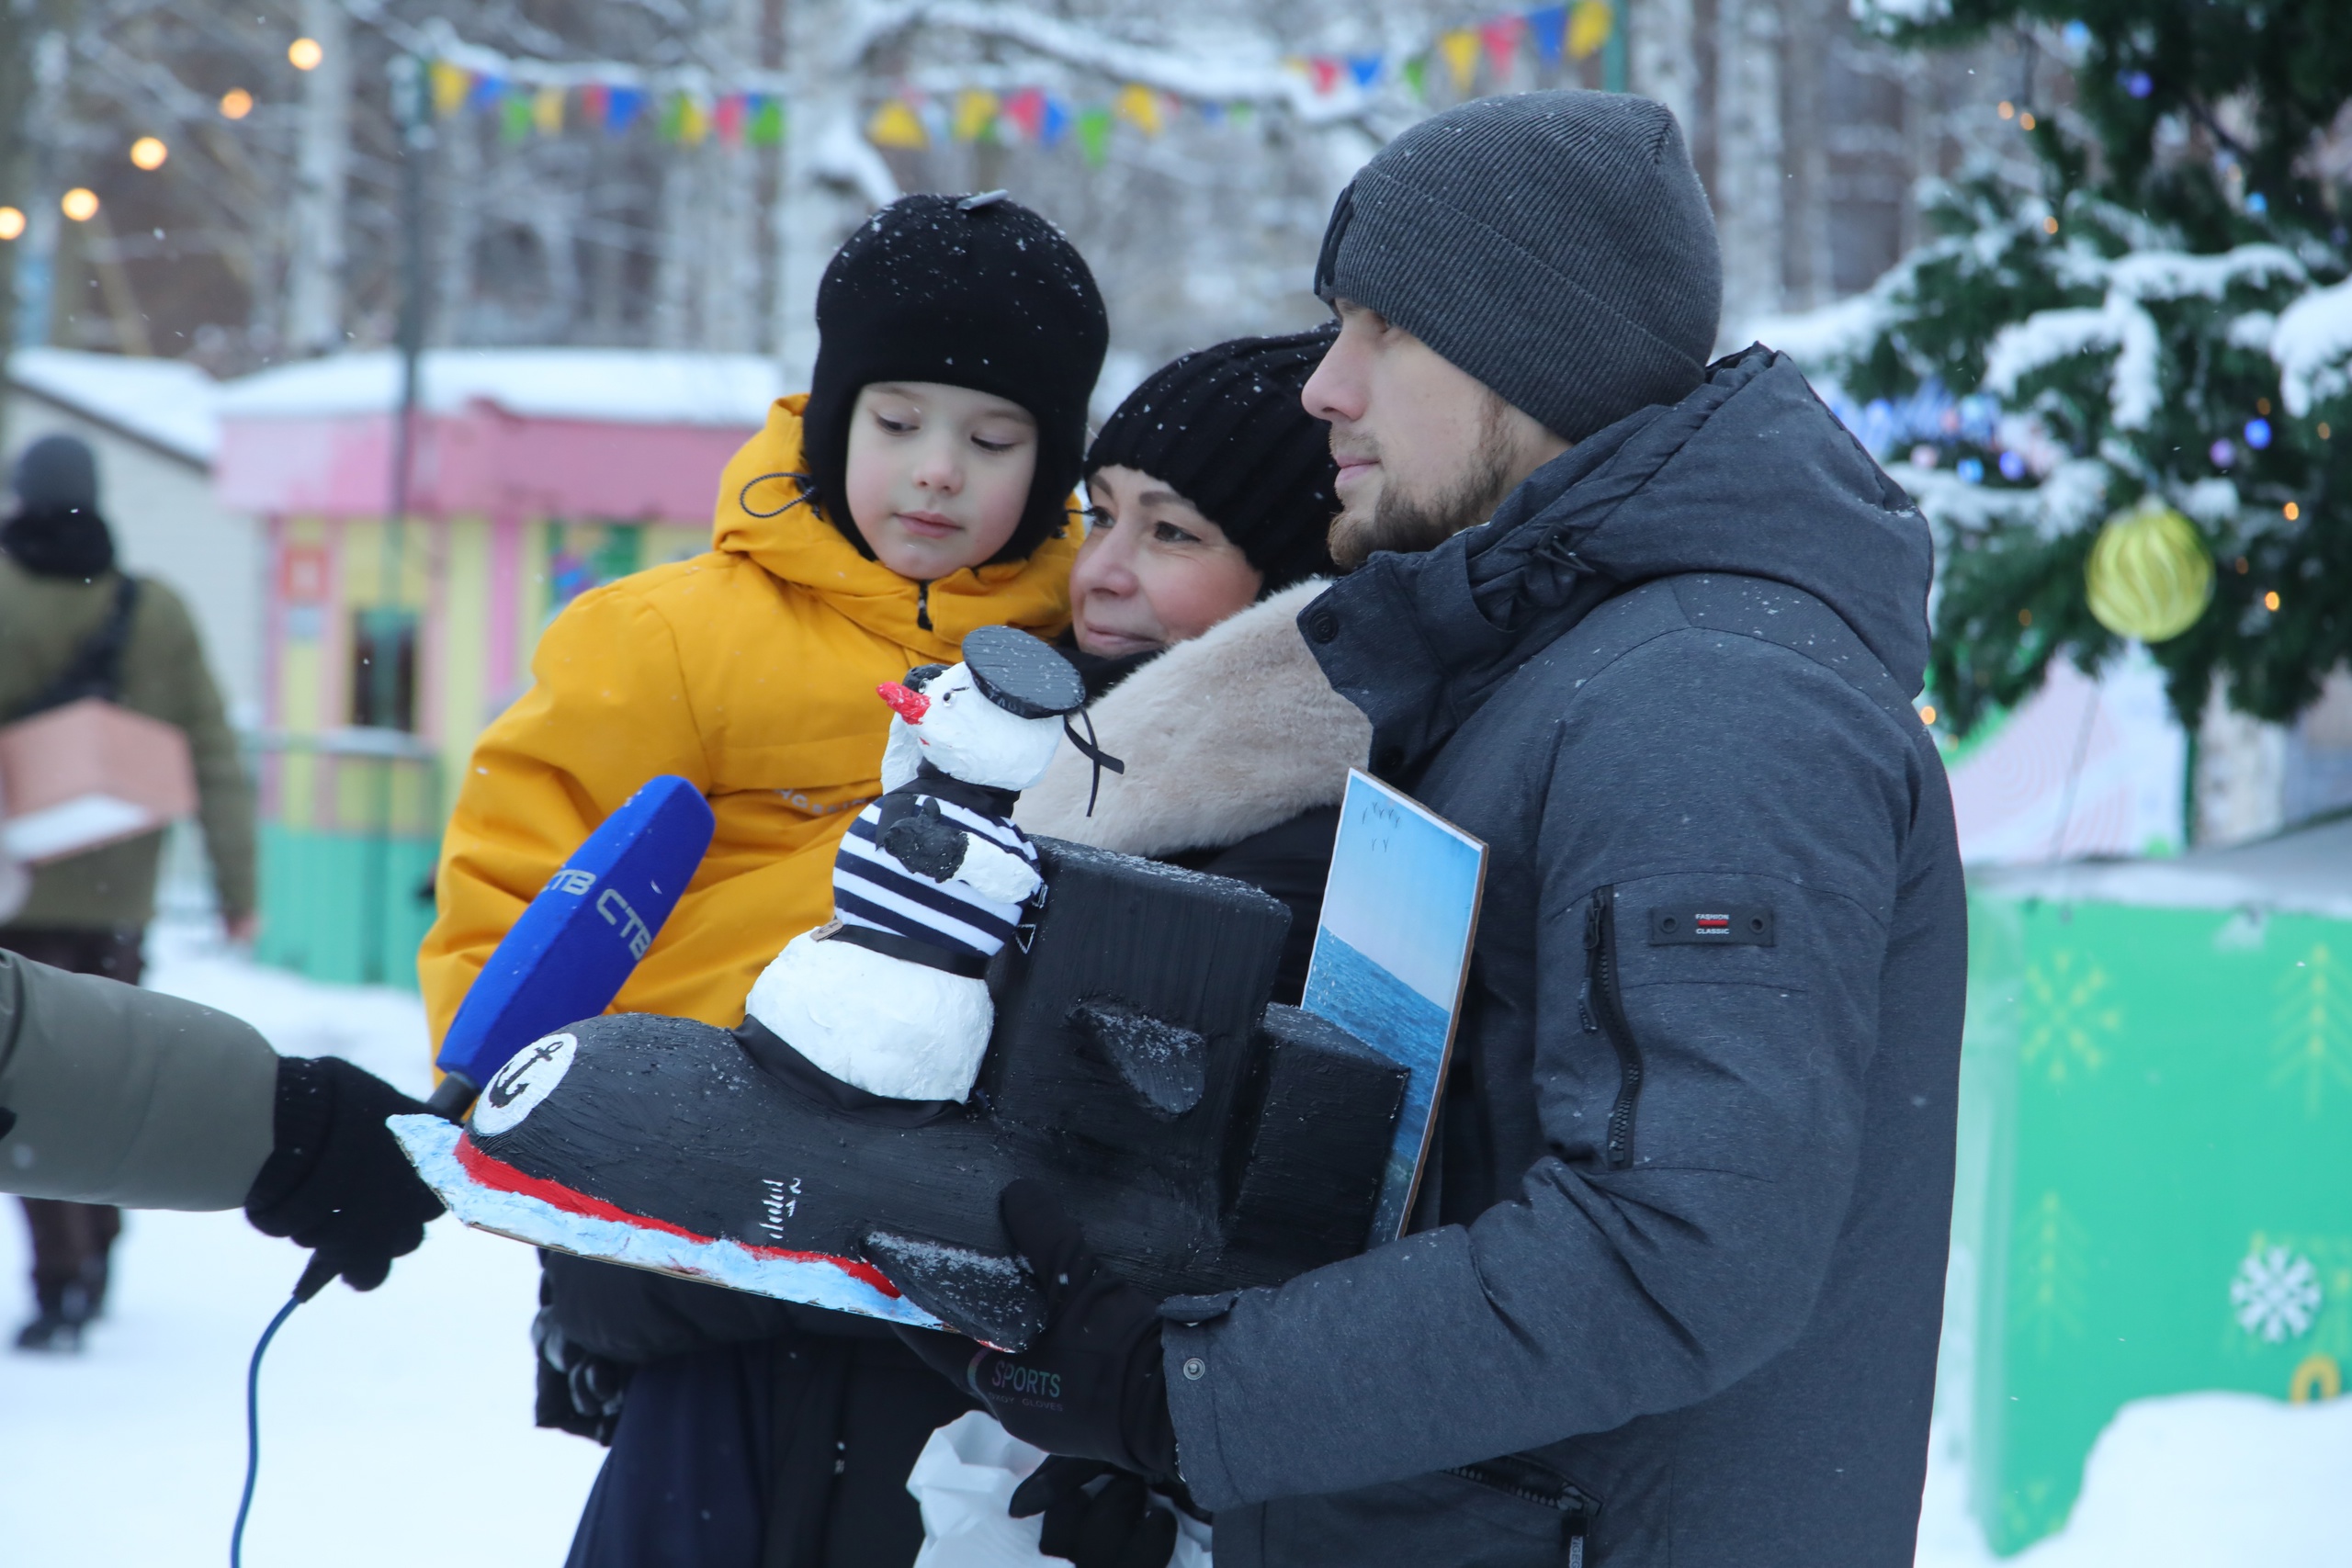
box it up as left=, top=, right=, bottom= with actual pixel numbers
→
left=418, top=0, right=1616, bottom=160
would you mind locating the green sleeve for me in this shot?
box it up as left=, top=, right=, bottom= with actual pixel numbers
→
left=0, top=951, right=278, bottom=1209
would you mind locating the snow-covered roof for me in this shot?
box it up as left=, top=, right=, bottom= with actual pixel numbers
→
left=6, top=348, right=220, bottom=466
left=217, top=349, right=786, bottom=428
left=1972, top=813, right=2352, bottom=919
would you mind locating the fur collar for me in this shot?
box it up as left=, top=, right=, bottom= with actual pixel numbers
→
left=1017, top=581, right=1371, bottom=856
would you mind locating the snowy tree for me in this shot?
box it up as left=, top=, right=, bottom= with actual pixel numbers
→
left=1788, top=0, right=2352, bottom=739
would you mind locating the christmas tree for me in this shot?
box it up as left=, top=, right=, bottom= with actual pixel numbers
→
left=1800, top=0, right=2352, bottom=737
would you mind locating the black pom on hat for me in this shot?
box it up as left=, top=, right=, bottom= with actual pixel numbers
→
left=1085, top=328, right=1340, bottom=594
left=803, top=193, right=1109, bottom=568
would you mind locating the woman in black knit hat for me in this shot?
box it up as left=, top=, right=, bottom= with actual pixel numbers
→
left=1018, top=327, right=1373, bottom=1006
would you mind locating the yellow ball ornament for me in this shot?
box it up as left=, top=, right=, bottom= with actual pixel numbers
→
left=2084, top=497, right=2212, bottom=642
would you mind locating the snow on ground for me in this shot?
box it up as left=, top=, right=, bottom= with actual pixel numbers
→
left=5, top=921, right=2347, bottom=1565
left=0, top=922, right=603, bottom=1567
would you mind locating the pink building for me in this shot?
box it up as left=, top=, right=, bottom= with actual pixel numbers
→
left=214, top=349, right=780, bottom=984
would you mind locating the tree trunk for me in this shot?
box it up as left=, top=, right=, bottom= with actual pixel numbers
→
left=1713, top=0, right=1784, bottom=333
left=287, top=0, right=351, bottom=356
left=1629, top=0, right=1700, bottom=146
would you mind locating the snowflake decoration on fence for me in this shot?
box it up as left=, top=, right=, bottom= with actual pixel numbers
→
left=2231, top=1247, right=2323, bottom=1342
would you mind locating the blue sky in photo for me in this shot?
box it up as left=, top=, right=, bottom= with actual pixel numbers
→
left=1314, top=772, right=1484, bottom=1010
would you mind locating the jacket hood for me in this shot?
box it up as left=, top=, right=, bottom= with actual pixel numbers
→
left=1308, top=347, right=1930, bottom=773
left=711, top=395, right=1080, bottom=664
left=1017, top=581, right=1370, bottom=856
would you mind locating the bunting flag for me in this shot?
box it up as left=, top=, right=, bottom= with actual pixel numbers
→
left=1440, top=30, right=1480, bottom=91
left=1077, top=107, right=1113, bottom=167
left=413, top=0, right=1623, bottom=164
left=1526, top=5, right=1568, bottom=63
left=1004, top=85, right=1047, bottom=141
left=1568, top=0, right=1614, bottom=60
left=431, top=59, right=472, bottom=117
left=605, top=85, right=646, bottom=136
left=952, top=88, right=1000, bottom=142
left=869, top=98, right=927, bottom=148
left=749, top=94, right=785, bottom=146
left=1114, top=83, right=1162, bottom=137
left=1481, top=16, right=1526, bottom=80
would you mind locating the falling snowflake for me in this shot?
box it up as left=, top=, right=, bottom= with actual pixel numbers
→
left=2231, top=1247, right=2323, bottom=1342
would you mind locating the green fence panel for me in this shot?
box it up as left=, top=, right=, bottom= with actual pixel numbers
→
left=256, top=823, right=439, bottom=990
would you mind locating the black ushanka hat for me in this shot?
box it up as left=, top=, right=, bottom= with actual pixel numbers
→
left=803, top=193, right=1109, bottom=567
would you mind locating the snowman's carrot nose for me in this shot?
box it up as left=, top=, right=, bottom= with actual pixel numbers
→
left=876, top=682, right=930, bottom=723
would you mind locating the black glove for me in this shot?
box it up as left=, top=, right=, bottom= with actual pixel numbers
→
left=533, top=1303, right=632, bottom=1446
left=1012, top=1456, right=1184, bottom=1568
left=243, top=1055, right=445, bottom=1292
left=898, top=1180, right=1179, bottom=1483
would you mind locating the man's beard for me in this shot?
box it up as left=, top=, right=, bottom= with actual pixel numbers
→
left=1328, top=389, right=1519, bottom=571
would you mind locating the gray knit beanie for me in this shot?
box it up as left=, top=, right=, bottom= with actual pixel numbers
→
left=1314, top=90, right=1722, bottom=443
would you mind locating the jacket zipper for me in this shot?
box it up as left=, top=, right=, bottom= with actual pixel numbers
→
left=1583, top=886, right=1642, bottom=1170
left=1447, top=1456, right=1599, bottom=1566
left=914, top=579, right=933, bottom=633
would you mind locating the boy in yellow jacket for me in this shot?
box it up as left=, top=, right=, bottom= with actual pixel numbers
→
left=419, top=193, right=1108, bottom=1567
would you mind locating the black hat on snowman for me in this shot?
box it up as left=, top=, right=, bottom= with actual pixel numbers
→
left=898, top=627, right=1122, bottom=809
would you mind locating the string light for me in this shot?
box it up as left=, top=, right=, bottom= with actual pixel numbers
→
left=220, top=88, right=254, bottom=119
left=2256, top=398, right=2272, bottom=416
left=2019, top=111, right=2037, bottom=130
left=2018, top=608, right=2034, bottom=627
left=2284, top=502, right=2301, bottom=521
left=2235, top=556, right=2250, bottom=574
left=1998, top=101, right=2014, bottom=119
left=1917, top=705, right=1938, bottom=726
left=2042, top=215, right=2060, bottom=234
left=2321, top=423, right=2334, bottom=440
left=130, top=136, right=168, bottom=170
left=60, top=187, right=99, bottom=221
left=2264, top=590, right=2281, bottom=612
left=0, top=206, right=24, bottom=242
left=288, top=37, right=323, bottom=71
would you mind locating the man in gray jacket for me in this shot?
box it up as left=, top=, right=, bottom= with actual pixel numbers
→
left=0, top=951, right=445, bottom=1337
left=908, top=91, right=1965, bottom=1567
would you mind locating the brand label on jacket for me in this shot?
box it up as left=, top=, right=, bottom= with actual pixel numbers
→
left=1648, top=906, right=1774, bottom=945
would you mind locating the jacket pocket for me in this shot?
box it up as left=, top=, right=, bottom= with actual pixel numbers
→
left=1444, top=1454, right=1600, bottom=1567
left=1581, top=886, right=1642, bottom=1170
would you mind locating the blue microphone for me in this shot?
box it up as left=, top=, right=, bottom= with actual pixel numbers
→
left=424, top=775, right=715, bottom=1119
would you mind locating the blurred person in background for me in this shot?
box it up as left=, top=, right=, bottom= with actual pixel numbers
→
left=0, top=433, right=258, bottom=1352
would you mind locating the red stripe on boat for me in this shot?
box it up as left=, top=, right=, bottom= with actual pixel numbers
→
left=453, top=1134, right=900, bottom=1298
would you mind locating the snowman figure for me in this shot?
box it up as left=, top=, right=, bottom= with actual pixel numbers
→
left=744, top=626, right=1104, bottom=1103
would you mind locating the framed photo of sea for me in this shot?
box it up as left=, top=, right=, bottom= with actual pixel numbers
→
left=1301, top=769, right=1487, bottom=1244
